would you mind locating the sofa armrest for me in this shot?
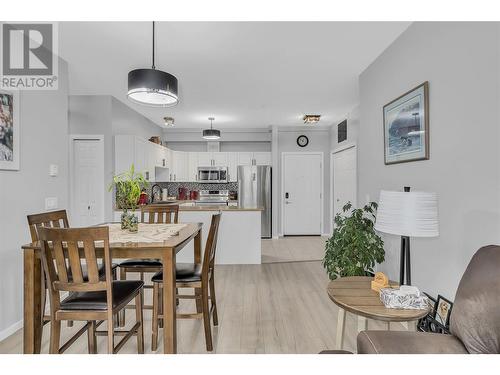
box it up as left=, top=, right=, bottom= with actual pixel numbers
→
left=357, top=330, right=469, bottom=354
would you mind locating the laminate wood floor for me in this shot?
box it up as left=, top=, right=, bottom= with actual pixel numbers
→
left=0, top=260, right=404, bottom=354
left=262, top=236, right=328, bottom=263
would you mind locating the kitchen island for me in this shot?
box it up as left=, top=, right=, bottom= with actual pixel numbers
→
left=114, top=203, right=262, bottom=264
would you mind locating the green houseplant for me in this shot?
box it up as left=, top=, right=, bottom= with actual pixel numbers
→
left=323, top=201, right=385, bottom=280
left=109, top=164, right=148, bottom=232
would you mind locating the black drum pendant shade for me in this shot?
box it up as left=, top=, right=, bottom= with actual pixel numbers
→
left=127, top=69, right=178, bottom=107
left=127, top=22, right=179, bottom=107
left=202, top=117, right=221, bottom=140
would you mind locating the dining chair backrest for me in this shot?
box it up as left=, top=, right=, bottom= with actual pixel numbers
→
left=202, top=213, right=222, bottom=277
left=37, top=226, right=113, bottom=310
left=140, top=204, right=179, bottom=224
left=27, top=210, right=70, bottom=242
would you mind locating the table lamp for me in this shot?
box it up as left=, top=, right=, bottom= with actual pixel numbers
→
left=374, top=187, right=439, bottom=285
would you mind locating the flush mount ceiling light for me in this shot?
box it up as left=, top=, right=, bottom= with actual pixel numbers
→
left=202, top=117, right=221, bottom=140
left=127, top=22, right=179, bottom=107
left=303, top=114, right=321, bottom=124
left=163, top=116, right=175, bottom=127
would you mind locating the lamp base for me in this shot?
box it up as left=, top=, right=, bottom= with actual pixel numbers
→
left=399, top=236, right=411, bottom=286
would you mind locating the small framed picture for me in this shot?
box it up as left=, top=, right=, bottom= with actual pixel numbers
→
left=424, top=292, right=437, bottom=318
left=435, top=295, right=453, bottom=326
left=0, top=89, right=20, bottom=171
left=383, top=81, right=429, bottom=165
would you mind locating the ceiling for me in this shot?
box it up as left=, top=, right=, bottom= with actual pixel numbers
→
left=59, top=22, right=410, bottom=129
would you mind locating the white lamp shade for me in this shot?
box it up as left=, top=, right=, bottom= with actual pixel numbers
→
left=375, top=190, right=439, bottom=237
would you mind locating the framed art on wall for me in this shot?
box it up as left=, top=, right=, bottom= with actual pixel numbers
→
left=0, top=89, right=20, bottom=170
left=383, top=81, right=429, bottom=165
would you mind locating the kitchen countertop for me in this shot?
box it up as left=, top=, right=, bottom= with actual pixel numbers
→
left=114, top=202, right=263, bottom=212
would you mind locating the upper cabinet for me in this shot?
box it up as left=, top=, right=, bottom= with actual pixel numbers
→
left=115, top=135, right=271, bottom=183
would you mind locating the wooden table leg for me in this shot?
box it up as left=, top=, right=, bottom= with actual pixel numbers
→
left=23, top=249, right=43, bottom=354
left=335, top=308, right=346, bottom=350
left=162, top=249, right=177, bottom=354
left=357, top=316, right=368, bottom=333
left=194, top=229, right=202, bottom=313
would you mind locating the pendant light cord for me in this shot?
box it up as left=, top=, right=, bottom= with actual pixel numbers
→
left=152, top=21, right=156, bottom=70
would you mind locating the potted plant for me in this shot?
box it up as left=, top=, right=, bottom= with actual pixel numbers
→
left=109, top=164, right=148, bottom=232
left=323, top=202, right=385, bottom=280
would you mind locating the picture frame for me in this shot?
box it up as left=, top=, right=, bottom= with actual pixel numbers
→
left=0, top=89, right=20, bottom=170
left=435, top=294, right=453, bottom=327
left=383, top=81, right=429, bottom=165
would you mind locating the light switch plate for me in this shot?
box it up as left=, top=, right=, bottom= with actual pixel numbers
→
left=45, top=197, right=58, bottom=210
left=49, top=164, right=59, bottom=177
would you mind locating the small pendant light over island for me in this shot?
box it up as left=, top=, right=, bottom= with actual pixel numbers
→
left=202, top=117, right=221, bottom=140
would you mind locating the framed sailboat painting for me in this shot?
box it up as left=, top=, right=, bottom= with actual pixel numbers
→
left=0, top=89, right=20, bottom=170
left=383, top=81, right=429, bottom=165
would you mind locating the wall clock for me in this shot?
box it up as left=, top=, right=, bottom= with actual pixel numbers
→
left=297, top=135, right=309, bottom=147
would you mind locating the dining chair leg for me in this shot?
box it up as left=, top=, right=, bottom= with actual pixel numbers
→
left=118, top=268, right=126, bottom=327
left=107, top=315, right=115, bottom=354
left=135, top=293, right=144, bottom=354
left=209, top=275, right=218, bottom=326
left=87, top=320, right=97, bottom=354
left=49, top=319, right=61, bottom=354
left=151, top=283, right=159, bottom=352
left=202, top=284, right=213, bottom=352
left=195, top=287, right=202, bottom=313
left=158, top=288, right=163, bottom=329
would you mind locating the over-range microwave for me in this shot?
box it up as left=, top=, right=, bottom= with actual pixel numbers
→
left=197, top=166, right=228, bottom=183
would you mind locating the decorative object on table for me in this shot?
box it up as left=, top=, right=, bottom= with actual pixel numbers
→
left=127, top=21, right=179, bottom=107
left=417, top=292, right=450, bottom=334
left=380, top=285, right=430, bottom=310
left=109, top=164, right=149, bottom=231
left=375, top=187, right=439, bottom=285
left=0, top=89, right=20, bottom=171
left=323, top=201, right=385, bottom=280
left=337, top=119, right=347, bottom=143
left=296, top=134, right=309, bottom=147
left=383, top=81, right=429, bottom=165
left=435, top=294, right=453, bottom=326
left=371, top=272, right=389, bottom=293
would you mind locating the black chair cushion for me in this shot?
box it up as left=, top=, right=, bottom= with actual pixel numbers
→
left=151, top=263, right=202, bottom=283
left=60, top=280, right=144, bottom=311
left=119, top=259, right=162, bottom=268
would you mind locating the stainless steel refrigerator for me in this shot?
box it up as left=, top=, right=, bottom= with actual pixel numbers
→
left=237, top=165, right=272, bottom=238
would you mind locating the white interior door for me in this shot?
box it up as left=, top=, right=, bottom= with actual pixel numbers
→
left=283, top=153, right=322, bottom=235
left=71, top=138, right=104, bottom=227
left=333, top=146, right=357, bottom=228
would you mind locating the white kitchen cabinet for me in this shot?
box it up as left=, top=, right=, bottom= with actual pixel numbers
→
left=171, top=151, right=188, bottom=181
left=213, top=152, right=228, bottom=167
left=188, top=152, right=199, bottom=182
left=237, top=152, right=254, bottom=166
left=197, top=152, right=212, bottom=167
left=253, top=152, right=272, bottom=166
left=227, top=152, right=239, bottom=182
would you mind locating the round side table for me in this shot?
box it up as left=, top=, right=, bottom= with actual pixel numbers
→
left=327, top=276, right=429, bottom=350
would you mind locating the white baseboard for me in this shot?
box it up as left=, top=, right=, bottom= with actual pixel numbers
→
left=0, top=320, right=22, bottom=342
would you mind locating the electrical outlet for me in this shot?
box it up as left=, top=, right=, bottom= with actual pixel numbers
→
left=45, top=197, right=58, bottom=210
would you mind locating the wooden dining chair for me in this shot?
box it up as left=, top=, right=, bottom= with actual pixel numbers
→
left=38, top=226, right=144, bottom=354
left=27, top=210, right=118, bottom=328
left=118, top=204, right=179, bottom=326
left=151, top=212, right=221, bottom=352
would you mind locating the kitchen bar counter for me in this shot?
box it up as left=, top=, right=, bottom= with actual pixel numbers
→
left=112, top=205, right=261, bottom=264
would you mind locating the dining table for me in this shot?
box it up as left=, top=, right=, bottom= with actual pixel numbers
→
left=21, top=221, right=203, bottom=354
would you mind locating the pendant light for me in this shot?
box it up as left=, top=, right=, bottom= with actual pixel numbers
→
left=202, top=117, right=221, bottom=140
left=127, top=22, right=178, bottom=107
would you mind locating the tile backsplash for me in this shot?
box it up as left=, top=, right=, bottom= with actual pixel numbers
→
left=149, top=182, right=239, bottom=198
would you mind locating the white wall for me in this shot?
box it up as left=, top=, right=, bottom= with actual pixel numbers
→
left=358, top=22, right=500, bottom=299
left=0, top=59, right=69, bottom=338
left=69, top=95, right=162, bottom=221
left=277, top=128, right=332, bottom=236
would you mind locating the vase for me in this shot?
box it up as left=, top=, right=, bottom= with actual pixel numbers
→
left=120, top=209, right=130, bottom=230
left=128, top=214, right=138, bottom=233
